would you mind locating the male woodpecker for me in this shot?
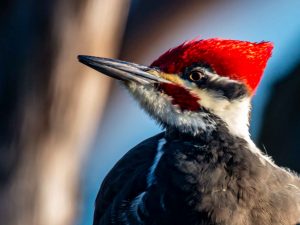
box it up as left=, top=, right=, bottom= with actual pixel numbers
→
left=78, top=38, right=300, bottom=225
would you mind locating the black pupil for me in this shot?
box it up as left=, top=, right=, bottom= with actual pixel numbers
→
left=190, top=72, right=201, bottom=81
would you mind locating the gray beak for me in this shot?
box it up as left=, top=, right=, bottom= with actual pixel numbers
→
left=78, top=55, right=169, bottom=84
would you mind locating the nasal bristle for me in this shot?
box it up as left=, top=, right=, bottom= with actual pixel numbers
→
left=151, top=38, right=274, bottom=92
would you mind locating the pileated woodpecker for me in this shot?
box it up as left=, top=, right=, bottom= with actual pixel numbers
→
left=78, top=38, right=300, bottom=225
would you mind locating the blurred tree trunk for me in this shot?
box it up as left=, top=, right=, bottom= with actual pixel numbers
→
left=259, top=62, right=300, bottom=173
left=0, top=1, right=129, bottom=225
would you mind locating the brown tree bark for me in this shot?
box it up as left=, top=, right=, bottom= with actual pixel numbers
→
left=0, top=1, right=129, bottom=225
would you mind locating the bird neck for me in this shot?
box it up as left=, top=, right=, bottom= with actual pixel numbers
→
left=195, top=93, right=252, bottom=142
left=165, top=104, right=251, bottom=143
left=164, top=102, right=272, bottom=165
left=211, top=97, right=252, bottom=142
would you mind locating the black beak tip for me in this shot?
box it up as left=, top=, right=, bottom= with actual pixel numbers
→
left=77, top=55, right=107, bottom=74
left=77, top=55, right=89, bottom=64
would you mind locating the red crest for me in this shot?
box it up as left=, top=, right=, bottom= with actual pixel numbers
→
left=151, top=38, right=273, bottom=92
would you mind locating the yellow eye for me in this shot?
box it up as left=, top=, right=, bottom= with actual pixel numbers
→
left=189, top=71, right=201, bottom=81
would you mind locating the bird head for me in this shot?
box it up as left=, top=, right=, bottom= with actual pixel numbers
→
left=78, top=38, right=273, bottom=138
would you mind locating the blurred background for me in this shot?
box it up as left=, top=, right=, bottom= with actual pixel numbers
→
left=0, top=0, right=300, bottom=225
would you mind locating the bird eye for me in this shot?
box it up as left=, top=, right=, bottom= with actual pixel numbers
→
left=189, top=71, right=206, bottom=82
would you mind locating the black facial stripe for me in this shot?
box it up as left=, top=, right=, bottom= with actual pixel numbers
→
left=201, top=79, right=248, bottom=100
left=183, top=64, right=248, bottom=100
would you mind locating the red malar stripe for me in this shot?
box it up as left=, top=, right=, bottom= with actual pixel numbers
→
left=158, top=83, right=200, bottom=111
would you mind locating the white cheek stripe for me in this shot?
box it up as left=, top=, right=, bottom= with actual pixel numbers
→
left=147, top=138, right=166, bottom=187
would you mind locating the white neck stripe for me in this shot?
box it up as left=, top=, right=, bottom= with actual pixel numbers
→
left=147, top=138, right=166, bottom=187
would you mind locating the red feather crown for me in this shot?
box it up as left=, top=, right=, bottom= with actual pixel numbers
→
left=151, top=38, right=273, bottom=92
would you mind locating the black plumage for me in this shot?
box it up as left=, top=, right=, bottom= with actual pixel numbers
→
left=93, top=122, right=300, bottom=225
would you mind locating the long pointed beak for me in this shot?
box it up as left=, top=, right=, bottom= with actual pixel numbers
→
left=78, top=55, right=170, bottom=84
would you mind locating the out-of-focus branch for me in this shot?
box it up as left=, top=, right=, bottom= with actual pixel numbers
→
left=259, top=61, right=300, bottom=173
left=0, top=1, right=129, bottom=225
